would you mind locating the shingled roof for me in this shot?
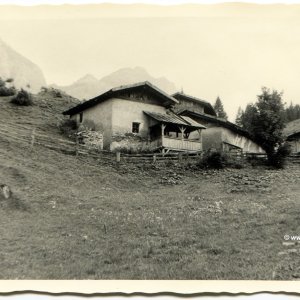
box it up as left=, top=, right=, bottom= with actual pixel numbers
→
left=143, top=111, right=206, bottom=129
left=179, top=109, right=253, bottom=138
left=63, top=81, right=178, bottom=116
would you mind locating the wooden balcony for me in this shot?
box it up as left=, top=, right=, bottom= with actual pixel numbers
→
left=150, top=136, right=202, bottom=152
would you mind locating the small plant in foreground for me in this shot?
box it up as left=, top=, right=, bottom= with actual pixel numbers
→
left=267, top=144, right=291, bottom=169
left=197, top=150, right=228, bottom=169
left=10, top=89, right=33, bottom=106
left=59, top=118, right=78, bottom=136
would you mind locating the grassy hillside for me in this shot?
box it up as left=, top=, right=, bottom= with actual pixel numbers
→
left=0, top=91, right=299, bottom=279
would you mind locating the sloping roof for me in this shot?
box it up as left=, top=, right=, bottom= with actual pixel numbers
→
left=223, top=141, right=243, bottom=149
left=172, top=92, right=216, bottom=116
left=143, top=111, right=206, bottom=129
left=144, top=111, right=188, bottom=126
left=283, top=119, right=300, bottom=137
left=180, top=115, right=206, bottom=129
left=63, top=81, right=178, bottom=116
left=179, top=109, right=252, bottom=138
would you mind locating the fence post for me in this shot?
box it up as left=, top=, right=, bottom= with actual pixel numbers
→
left=75, top=135, right=79, bottom=157
left=116, top=151, right=121, bottom=163
left=153, top=154, right=157, bottom=164
left=178, top=153, right=183, bottom=162
left=30, top=128, right=36, bottom=150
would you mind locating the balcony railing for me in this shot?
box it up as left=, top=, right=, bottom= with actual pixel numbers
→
left=150, top=136, right=202, bottom=152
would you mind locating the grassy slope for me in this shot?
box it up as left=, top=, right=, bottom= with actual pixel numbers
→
left=0, top=92, right=299, bottom=280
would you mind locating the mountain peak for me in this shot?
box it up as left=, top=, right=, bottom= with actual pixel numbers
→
left=0, top=38, right=46, bottom=92
left=75, top=74, right=98, bottom=84
left=54, top=67, right=177, bottom=99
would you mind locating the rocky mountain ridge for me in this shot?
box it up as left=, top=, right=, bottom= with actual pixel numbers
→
left=0, top=39, right=46, bottom=93
left=52, top=66, right=177, bottom=100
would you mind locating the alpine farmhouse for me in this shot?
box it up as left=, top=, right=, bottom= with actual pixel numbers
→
left=63, top=82, right=205, bottom=152
left=63, top=81, right=264, bottom=154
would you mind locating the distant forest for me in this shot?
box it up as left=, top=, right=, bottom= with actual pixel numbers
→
left=236, top=102, right=300, bottom=127
left=284, top=103, right=300, bottom=122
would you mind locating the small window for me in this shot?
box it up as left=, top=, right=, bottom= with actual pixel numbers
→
left=132, top=122, right=140, bottom=133
left=79, top=112, right=83, bottom=123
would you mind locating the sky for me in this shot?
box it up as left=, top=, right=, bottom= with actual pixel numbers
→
left=0, top=2, right=300, bottom=120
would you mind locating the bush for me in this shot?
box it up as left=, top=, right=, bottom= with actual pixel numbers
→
left=0, top=77, right=16, bottom=96
left=40, top=86, right=48, bottom=93
left=10, top=89, right=33, bottom=106
left=268, top=144, right=291, bottom=169
left=246, top=156, right=267, bottom=167
left=81, top=119, right=96, bottom=131
left=197, top=150, right=228, bottom=169
left=0, top=86, right=16, bottom=96
left=0, top=77, right=5, bottom=87
left=59, top=118, right=78, bottom=136
left=5, top=78, right=14, bottom=83
left=53, top=90, right=62, bottom=98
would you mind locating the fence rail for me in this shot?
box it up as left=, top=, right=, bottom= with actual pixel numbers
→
left=1, top=122, right=300, bottom=164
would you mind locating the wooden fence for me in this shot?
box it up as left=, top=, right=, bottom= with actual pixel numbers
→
left=1, top=122, right=300, bottom=164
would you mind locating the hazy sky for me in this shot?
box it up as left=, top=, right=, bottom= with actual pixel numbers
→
left=0, top=3, right=300, bottom=120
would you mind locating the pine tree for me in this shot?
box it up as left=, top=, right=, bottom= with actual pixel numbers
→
left=240, top=104, right=257, bottom=132
left=213, top=96, right=228, bottom=120
left=235, top=107, right=243, bottom=126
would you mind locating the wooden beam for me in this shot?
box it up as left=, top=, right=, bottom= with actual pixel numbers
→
left=160, top=123, right=166, bottom=136
left=179, top=126, right=186, bottom=140
left=195, top=129, right=202, bottom=151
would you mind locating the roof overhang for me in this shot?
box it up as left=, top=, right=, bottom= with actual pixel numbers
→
left=172, top=92, right=216, bottom=116
left=144, top=111, right=206, bottom=130
left=63, top=81, right=178, bottom=116
left=180, top=109, right=252, bottom=138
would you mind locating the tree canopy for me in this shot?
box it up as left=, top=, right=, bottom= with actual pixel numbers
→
left=213, top=96, right=228, bottom=120
left=284, top=102, right=300, bottom=122
left=235, top=87, right=288, bottom=167
left=235, top=107, right=243, bottom=127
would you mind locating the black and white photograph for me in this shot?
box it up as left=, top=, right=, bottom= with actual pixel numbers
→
left=0, top=0, right=299, bottom=288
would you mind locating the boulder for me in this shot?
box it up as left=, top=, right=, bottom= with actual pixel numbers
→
left=0, top=184, right=12, bottom=200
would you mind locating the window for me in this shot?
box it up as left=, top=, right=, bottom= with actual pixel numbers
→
left=79, top=112, right=83, bottom=123
left=132, top=122, right=140, bottom=133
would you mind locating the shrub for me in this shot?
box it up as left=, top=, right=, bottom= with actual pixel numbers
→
left=40, top=86, right=48, bottom=93
left=0, top=86, right=16, bottom=96
left=5, top=78, right=14, bottom=83
left=227, top=160, right=245, bottom=169
left=0, top=77, right=5, bottom=87
left=10, top=89, right=33, bottom=106
left=268, top=144, right=291, bottom=169
left=81, top=119, right=96, bottom=131
left=246, top=156, right=267, bottom=167
left=0, top=77, right=16, bottom=96
left=53, top=90, right=62, bottom=98
left=197, top=150, right=228, bottom=169
left=59, top=118, right=78, bottom=136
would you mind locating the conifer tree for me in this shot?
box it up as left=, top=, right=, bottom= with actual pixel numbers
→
left=213, top=96, right=228, bottom=120
left=235, top=107, right=243, bottom=126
